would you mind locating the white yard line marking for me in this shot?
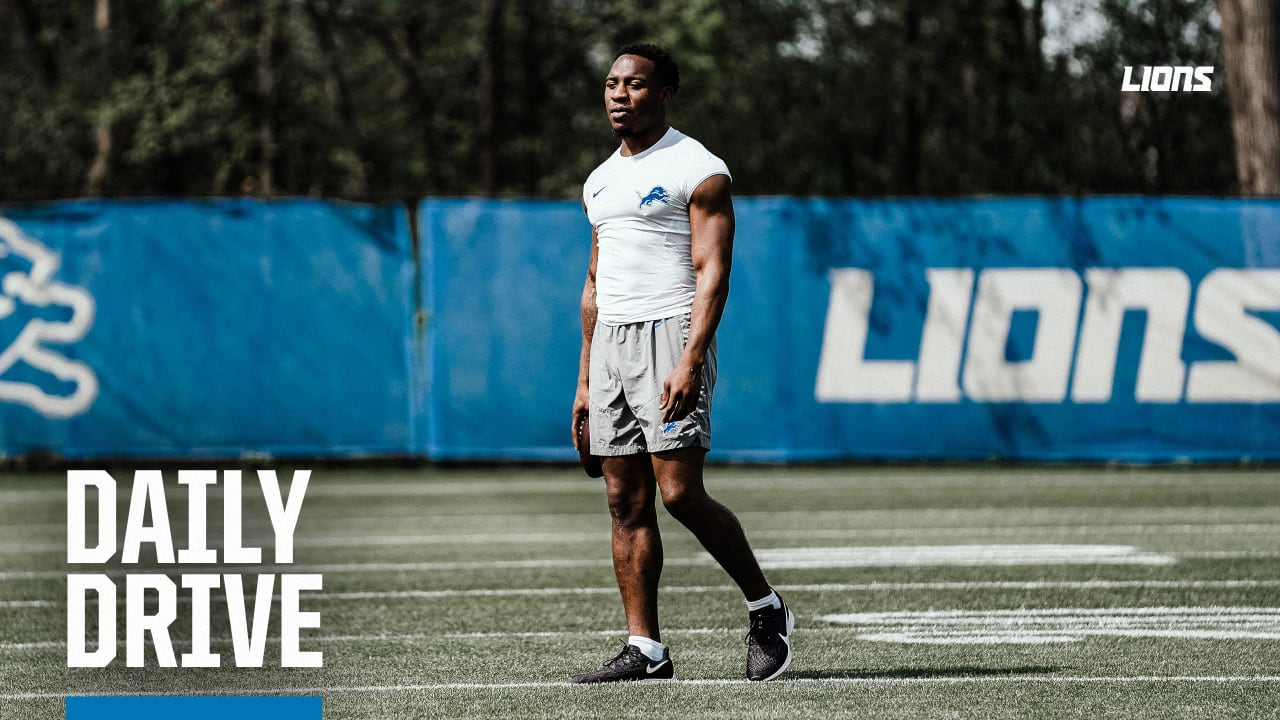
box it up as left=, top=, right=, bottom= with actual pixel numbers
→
left=436, top=627, right=932, bottom=640
left=8, top=521, right=1280, bottom=554
left=0, top=559, right=617, bottom=580
left=306, top=479, right=598, bottom=496
left=13, top=541, right=1258, bottom=579
left=10, top=607, right=1280, bottom=650
left=5, top=630, right=708, bottom=651
left=736, top=508, right=1280, bottom=523
left=2, top=632, right=444, bottom=651
left=0, top=599, right=54, bottom=608
left=4, top=469, right=1276, bottom=504
left=4, top=676, right=1280, bottom=700
left=312, top=579, right=1280, bottom=600
left=0, top=479, right=597, bottom=504
left=6, top=578, right=1280, bottom=604
left=749, top=545, right=1178, bottom=568
left=1180, top=551, right=1280, bottom=559
left=752, top=523, right=1280, bottom=540
left=1, top=641, right=62, bottom=650
left=0, top=629, right=734, bottom=651
left=821, top=606, right=1280, bottom=644
left=7, top=503, right=1279, bottom=527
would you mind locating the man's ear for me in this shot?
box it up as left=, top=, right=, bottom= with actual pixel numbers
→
left=661, top=86, right=675, bottom=106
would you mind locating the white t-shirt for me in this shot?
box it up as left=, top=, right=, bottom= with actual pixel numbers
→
left=584, top=127, right=731, bottom=325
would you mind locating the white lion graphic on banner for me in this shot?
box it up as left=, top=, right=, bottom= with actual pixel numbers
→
left=0, top=217, right=97, bottom=418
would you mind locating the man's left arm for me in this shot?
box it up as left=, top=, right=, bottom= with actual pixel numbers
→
left=660, top=172, right=734, bottom=423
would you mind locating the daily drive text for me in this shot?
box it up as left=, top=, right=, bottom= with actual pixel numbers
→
left=65, top=469, right=322, bottom=668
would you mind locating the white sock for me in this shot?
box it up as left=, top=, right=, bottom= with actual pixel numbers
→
left=745, top=589, right=781, bottom=612
left=627, top=635, right=666, bottom=662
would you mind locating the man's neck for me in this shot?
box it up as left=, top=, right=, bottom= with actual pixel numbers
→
left=619, top=124, right=670, bottom=157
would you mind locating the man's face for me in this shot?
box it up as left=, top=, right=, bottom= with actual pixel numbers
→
left=604, top=54, right=670, bottom=139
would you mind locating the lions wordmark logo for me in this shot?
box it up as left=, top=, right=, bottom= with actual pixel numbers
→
left=1121, top=65, right=1213, bottom=92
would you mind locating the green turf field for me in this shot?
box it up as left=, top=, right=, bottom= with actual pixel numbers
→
left=2, top=465, right=1279, bottom=718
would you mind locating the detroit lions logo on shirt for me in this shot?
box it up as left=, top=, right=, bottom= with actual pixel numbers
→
left=638, top=186, right=672, bottom=208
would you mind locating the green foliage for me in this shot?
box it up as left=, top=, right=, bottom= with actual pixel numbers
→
left=0, top=0, right=1238, bottom=200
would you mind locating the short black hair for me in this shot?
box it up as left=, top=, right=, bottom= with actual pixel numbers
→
left=615, top=43, right=680, bottom=95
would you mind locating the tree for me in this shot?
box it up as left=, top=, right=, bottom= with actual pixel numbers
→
left=0, top=0, right=1247, bottom=201
left=1217, top=0, right=1280, bottom=196
left=1070, top=0, right=1235, bottom=194
left=86, top=0, right=111, bottom=196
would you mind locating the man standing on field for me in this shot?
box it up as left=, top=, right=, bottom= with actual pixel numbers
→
left=569, top=43, right=794, bottom=684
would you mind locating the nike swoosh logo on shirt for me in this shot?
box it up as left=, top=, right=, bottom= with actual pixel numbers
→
left=646, top=659, right=670, bottom=674
left=592, top=186, right=607, bottom=198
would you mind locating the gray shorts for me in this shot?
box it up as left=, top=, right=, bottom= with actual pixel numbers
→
left=589, top=313, right=716, bottom=456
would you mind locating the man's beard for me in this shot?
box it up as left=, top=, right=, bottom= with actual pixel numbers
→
left=611, top=126, right=633, bottom=139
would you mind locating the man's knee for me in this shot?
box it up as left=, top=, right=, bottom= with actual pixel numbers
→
left=608, top=495, right=652, bottom=527
left=605, top=470, right=656, bottom=527
left=659, top=482, right=707, bottom=522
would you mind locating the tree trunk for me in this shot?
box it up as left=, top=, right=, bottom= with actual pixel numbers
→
left=478, top=0, right=507, bottom=195
left=1218, top=0, right=1280, bottom=196
left=900, top=0, right=922, bottom=194
left=257, top=0, right=279, bottom=197
left=85, top=0, right=111, bottom=196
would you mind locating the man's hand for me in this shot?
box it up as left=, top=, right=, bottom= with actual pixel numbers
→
left=571, top=383, right=591, bottom=450
left=659, top=361, right=702, bottom=423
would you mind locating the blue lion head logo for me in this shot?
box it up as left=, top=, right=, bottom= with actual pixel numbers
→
left=639, top=186, right=672, bottom=208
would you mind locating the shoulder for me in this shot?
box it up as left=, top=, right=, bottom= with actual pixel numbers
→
left=664, top=130, right=732, bottom=193
left=667, top=130, right=724, bottom=163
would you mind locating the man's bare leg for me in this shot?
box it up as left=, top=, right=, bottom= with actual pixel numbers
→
left=602, top=454, right=663, bottom=641
left=651, top=446, right=771, bottom=601
left=652, top=446, right=793, bottom=681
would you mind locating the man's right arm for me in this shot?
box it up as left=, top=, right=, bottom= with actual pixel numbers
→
left=572, top=221, right=599, bottom=449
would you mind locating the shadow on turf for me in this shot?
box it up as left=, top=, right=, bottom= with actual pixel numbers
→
left=787, top=666, right=1068, bottom=681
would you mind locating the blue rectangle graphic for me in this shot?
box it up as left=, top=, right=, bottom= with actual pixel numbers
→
left=66, top=695, right=322, bottom=720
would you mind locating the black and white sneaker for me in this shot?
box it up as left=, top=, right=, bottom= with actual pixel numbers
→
left=746, top=593, right=794, bottom=681
left=569, top=643, right=674, bottom=684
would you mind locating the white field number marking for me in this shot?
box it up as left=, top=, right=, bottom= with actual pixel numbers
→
left=820, top=607, right=1280, bottom=644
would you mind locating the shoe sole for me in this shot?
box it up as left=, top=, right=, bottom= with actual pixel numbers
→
left=570, top=674, right=674, bottom=684
left=752, top=604, right=795, bottom=682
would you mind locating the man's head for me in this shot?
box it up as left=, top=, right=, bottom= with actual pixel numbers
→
left=605, top=43, right=680, bottom=142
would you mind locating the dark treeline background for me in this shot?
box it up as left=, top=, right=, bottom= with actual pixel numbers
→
left=0, top=0, right=1252, bottom=201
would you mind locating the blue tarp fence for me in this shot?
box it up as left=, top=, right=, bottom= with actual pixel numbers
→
left=1, top=197, right=1277, bottom=462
